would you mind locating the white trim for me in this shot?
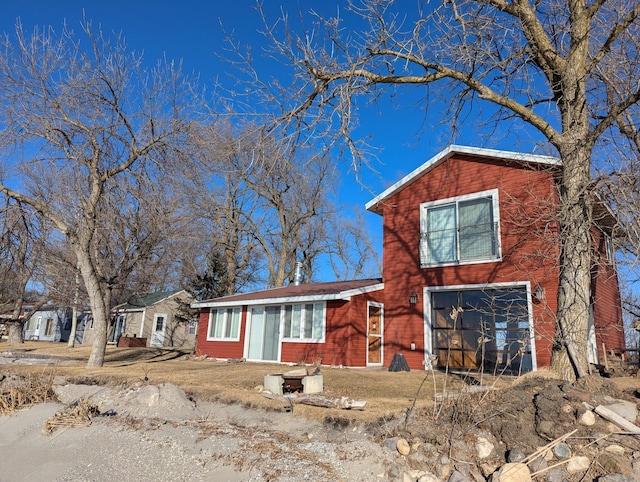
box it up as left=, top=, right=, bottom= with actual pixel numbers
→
left=366, top=301, right=384, bottom=366
left=420, top=188, right=502, bottom=267
left=206, top=307, right=242, bottom=342
left=422, top=281, right=537, bottom=372
left=150, top=312, right=167, bottom=347
left=191, top=283, right=384, bottom=309
left=139, top=308, right=147, bottom=338
left=244, top=306, right=283, bottom=362
left=366, top=145, right=560, bottom=213
left=280, top=302, right=327, bottom=343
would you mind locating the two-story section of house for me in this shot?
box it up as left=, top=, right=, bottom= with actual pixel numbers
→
left=366, top=145, right=625, bottom=373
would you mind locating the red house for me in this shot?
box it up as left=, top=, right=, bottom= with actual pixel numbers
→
left=194, top=145, right=626, bottom=373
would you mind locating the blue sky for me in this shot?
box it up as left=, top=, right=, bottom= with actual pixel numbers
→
left=0, top=0, right=550, bottom=278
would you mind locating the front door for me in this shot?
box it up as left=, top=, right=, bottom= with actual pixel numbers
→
left=151, top=314, right=166, bottom=347
left=367, top=303, right=383, bottom=365
left=247, top=306, right=280, bottom=361
left=109, top=315, right=125, bottom=344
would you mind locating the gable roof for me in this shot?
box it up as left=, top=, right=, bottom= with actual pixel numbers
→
left=191, top=279, right=384, bottom=309
left=114, top=290, right=187, bottom=312
left=365, top=145, right=560, bottom=215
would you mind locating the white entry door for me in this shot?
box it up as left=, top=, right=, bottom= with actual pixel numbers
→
left=151, top=314, right=167, bottom=347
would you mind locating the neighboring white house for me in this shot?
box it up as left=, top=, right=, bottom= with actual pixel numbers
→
left=23, top=306, right=72, bottom=342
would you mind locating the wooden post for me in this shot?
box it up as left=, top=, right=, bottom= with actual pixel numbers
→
left=602, top=343, right=609, bottom=371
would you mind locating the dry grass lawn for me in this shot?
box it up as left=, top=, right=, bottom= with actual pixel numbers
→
left=1, top=341, right=512, bottom=423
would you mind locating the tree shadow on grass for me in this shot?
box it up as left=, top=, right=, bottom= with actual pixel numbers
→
left=105, top=347, right=192, bottom=366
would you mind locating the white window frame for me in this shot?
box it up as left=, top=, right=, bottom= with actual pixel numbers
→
left=420, top=189, right=502, bottom=267
left=281, top=302, right=326, bottom=342
left=207, top=307, right=241, bottom=341
left=423, top=282, right=537, bottom=372
left=604, top=234, right=615, bottom=264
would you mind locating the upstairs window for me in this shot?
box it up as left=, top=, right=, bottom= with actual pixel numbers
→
left=420, top=190, right=500, bottom=266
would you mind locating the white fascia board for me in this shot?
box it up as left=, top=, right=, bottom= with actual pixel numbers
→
left=365, top=145, right=560, bottom=212
left=191, top=283, right=384, bottom=310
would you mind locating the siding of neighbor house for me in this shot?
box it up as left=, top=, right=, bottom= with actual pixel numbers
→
left=374, top=151, right=624, bottom=370
left=119, top=292, right=195, bottom=348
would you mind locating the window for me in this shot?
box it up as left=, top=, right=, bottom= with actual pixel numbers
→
left=430, top=287, right=532, bottom=373
left=283, top=303, right=324, bottom=340
left=187, top=320, right=198, bottom=335
left=45, top=318, right=54, bottom=337
left=605, top=235, right=615, bottom=264
left=420, top=190, right=500, bottom=266
left=207, top=307, right=241, bottom=340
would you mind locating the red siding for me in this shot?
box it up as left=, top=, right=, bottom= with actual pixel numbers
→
left=195, top=308, right=246, bottom=359
left=591, top=229, right=626, bottom=356
left=380, top=155, right=562, bottom=369
left=196, top=290, right=384, bottom=367
left=280, top=292, right=385, bottom=367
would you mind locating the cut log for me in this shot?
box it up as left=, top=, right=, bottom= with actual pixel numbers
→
left=588, top=404, right=640, bottom=435
left=262, top=391, right=366, bottom=410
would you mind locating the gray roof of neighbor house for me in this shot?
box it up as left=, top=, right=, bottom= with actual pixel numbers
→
left=191, top=279, right=384, bottom=309
left=115, top=290, right=187, bottom=312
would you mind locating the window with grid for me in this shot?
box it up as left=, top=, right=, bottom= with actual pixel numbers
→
left=431, top=287, right=532, bottom=373
left=282, top=303, right=324, bottom=341
left=420, top=191, right=499, bottom=265
left=207, top=307, right=241, bottom=340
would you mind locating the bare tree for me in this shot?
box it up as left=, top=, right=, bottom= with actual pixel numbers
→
left=0, top=21, right=194, bottom=367
left=0, top=198, right=47, bottom=344
left=252, top=0, right=640, bottom=380
left=182, top=121, right=349, bottom=290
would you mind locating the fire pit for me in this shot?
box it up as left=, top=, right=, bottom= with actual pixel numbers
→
left=263, top=369, right=323, bottom=395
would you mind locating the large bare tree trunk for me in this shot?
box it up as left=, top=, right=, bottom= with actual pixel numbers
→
left=76, top=247, right=109, bottom=368
left=552, top=145, right=593, bottom=380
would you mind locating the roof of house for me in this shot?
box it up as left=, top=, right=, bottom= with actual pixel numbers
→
left=365, top=145, right=561, bottom=214
left=115, top=290, right=187, bottom=312
left=191, top=279, right=384, bottom=309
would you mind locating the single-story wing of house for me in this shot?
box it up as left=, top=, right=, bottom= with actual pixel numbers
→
left=192, top=279, right=385, bottom=367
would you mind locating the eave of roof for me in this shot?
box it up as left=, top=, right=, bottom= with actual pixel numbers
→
left=191, top=279, right=384, bottom=309
left=365, top=145, right=560, bottom=214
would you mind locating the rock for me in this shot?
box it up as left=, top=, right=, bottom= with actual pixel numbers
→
left=491, top=463, right=531, bottom=482
left=543, top=467, right=563, bottom=482
left=598, top=453, right=634, bottom=476
left=602, top=399, right=638, bottom=423
left=507, top=447, right=526, bottom=463
left=134, top=385, right=160, bottom=406
left=480, top=463, right=498, bottom=478
left=417, top=474, right=441, bottom=482
left=553, top=442, right=571, bottom=460
left=565, top=456, right=590, bottom=473
left=447, top=470, right=472, bottom=482
left=578, top=409, right=596, bottom=426
left=605, top=444, right=626, bottom=455
left=475, top=436, right=494, bottom=459
left=397, top=438, right=411, bottom=456
left=598, top=475, right=637, bottom=482
left=53, top=383, right=110, bottom=404
left=383, top=437, right=399, bottom=451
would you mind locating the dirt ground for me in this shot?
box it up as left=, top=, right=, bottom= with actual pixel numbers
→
left=1, top=343, right=640, bottom=481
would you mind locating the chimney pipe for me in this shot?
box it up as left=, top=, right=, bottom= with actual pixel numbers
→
left=293, top=262, right=304, bottom=286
